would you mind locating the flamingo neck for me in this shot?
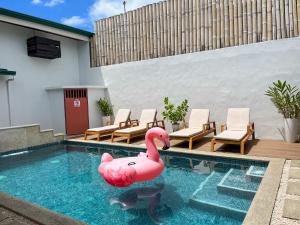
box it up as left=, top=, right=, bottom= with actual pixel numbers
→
left=145, top=136, right=159, bottom=162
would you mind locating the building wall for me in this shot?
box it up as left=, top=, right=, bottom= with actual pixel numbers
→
left=0, top=22, right=81, bottom=130
left=101, top=37, right=300, bottom=140
left=78, top=41, right=104, bottom=86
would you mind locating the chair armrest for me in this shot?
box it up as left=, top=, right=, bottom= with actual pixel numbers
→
left=156, top=120, right=165, bottom=129
left=203, top=121, right=216, bottom=130
left=146, top=122, right=155, bottom=129
left=247, top=122, right=255, bottom=140
left=130, top=119, right=139, bottom=127
left=118, top=121, right=128, bottom=128
left=221, top=123, right=226, bottom=132
left=202, top=123, right=210, bottom=130
left=209, top=121, right=216, bottom=129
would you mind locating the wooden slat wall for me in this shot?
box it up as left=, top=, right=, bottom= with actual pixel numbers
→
left=90, top=0, right=300, bottom=67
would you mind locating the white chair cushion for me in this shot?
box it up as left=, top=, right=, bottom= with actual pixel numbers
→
left=87, top=125, right=119, bottom=132
left=170, top=128, right=203, bottom=137
left=139, top=109, right=157, bottom=127
left=227, top=108, right=250, bottom=131
left=114, top=126, right=147, bottom=134
left=188, top=109, right=210, bottom=128
left=214, top=130, right=247, bottom=141
left=113, top=109, right=131, bottom=125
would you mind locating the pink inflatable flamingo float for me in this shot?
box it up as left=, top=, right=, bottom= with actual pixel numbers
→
left=98, top=127, right=170, bottom=187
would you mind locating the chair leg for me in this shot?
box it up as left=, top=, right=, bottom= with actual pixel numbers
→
left=211, top=139, right=216, bottom=152
left=252, top=123, right=255, bottom=140
left=84, top=133, right=87, bottom=140
left=240, top=143, right=245, bottom=155
left=213, top=122, right=217, bottom=135
left=111, top=134, right=114, bottom=142
left=97, top=134, right=100, bottom=141
left=189, top=139, right=193, bottom=150
left=127, top=135, right=131, bottom=144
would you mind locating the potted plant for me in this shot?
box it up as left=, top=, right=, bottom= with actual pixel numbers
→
left=265, top=80, right=300, bottom=143
left=162, top=97, right=189, bottom=131
left=97, top=98, right=113, bottom=126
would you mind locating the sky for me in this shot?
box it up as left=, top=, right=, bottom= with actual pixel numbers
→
left=0, top=0, right=160, bottom=32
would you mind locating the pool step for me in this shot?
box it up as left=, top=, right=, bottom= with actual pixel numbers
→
left=217, top=168, right=260, bottom=199
left=245, top=165, right=265, bottom=181
left=189, top=197, right=247, bottom=219
left=189, top=168, right=261, bottom=218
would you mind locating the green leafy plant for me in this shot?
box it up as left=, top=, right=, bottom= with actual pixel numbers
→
left=265, top=80, right=300, bottom=119
left=97, top=98, right=113, bottom=116
left=162, top=97, right=189, bottom=124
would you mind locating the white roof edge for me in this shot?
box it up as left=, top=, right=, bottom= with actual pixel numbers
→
left=0, top=14, right=90, bottom=41
left=45, top=86, right=108, bottom=91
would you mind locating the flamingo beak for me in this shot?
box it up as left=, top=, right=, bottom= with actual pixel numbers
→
left=162, top=137, right=170, bottom=150
left=162, top=145, right=169, bottom=150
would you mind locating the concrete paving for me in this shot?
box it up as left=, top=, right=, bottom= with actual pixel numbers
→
left=287, top=181, right=300, bottom=196
left=291, top=160, right=300, bottom=167
left=0, top=207, right=38, bottom=225
left=0, top=209, right=9, bottom=222
left=283, top=198, right=300, bottom=220
left=282, top=160, right=300, bottom=222
left=288, top=168, right=300, bottom=180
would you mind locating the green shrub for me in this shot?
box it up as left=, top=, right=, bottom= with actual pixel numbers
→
left=162, top=97, right=189, bottom=124
left=97, top=98, right=113, bottom=116
left=265, top=80, right=300, bottom=119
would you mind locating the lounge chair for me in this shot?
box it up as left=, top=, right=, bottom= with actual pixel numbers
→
left=169, top=109, right=216, bottom=150
left=111, top=109, right=157, bottom=144
left=211, top=108, right=255, bottom=154
left=84, top=109, right=131, bottom=141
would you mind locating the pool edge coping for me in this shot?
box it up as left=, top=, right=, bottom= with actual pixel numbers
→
left=0, top=192, right=88, bottom=225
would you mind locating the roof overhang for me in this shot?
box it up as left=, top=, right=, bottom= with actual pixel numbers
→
left=0, top=8, right=94, bottom=42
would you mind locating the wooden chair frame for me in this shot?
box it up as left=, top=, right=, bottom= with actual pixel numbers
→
left=111, top=120, right=156, bottom=144
left=170, top=121, right=217, bottom=150
left=211, top=122, right=255, bottom=154
left=84, top=121, right=129, bottom=141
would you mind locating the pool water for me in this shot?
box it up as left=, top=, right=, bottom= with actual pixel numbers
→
left=0, top=144, right=268, bottom=225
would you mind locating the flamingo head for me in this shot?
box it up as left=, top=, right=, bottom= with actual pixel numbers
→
left=146, top=127, right=170, bottom=150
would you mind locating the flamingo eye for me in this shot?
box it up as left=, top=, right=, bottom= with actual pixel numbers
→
left=160, top=135, right=163, bottom=138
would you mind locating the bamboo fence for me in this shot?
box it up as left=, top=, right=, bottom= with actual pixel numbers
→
left=90, top=0, right=300, bottom=66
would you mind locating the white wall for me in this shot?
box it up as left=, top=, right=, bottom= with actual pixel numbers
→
left=0, top=22, right=81, bottom=130
left=78, top=41, right=104, bottom=86
left=101, top=37, right=300, bottom=139
left=87, top=88, right=108, bottom=128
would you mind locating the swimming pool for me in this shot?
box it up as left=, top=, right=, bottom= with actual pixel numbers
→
left=0, top=143, right=268, bottom=225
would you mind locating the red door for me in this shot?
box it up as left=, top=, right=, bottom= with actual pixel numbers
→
left=64, top=89, right=89, bottom=135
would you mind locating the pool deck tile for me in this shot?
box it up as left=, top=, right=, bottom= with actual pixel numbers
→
left=288, top=168, right=300, bottom=180
left=0, top=210, right=8, bottom=222
left=283, top=198, right=300, bottom=220
left=286, top=181, right=300, bottom=196
left=291, top=160, right=300, bottom=168
left=0, top=193, right=87, bottom=225
left=3, top=220, right=27, bottom=225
